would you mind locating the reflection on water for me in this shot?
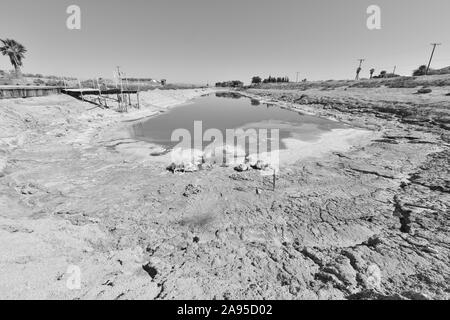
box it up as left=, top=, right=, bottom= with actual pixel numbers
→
left=132, top=93, right=349, bottom=151
left=215, top=92, right=242, bottom=99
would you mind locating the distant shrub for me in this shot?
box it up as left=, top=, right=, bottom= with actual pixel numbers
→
left=412, top=65, right=450, bottom=76
left=413, top=65, right=428, bottom=76
left=251, top=76, right=262, bottom=85
left=215, top=80, right=243, bottom=88
left=262, top=76, right=289, bottom=83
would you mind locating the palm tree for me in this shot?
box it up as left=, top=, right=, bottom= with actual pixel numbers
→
left=370, top=68, right=375, bottom=79
left=0, top=39, right=27, bottom=75
left=355, top=67, right=362, bottom=80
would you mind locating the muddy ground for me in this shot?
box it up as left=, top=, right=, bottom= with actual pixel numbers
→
left=0, top=81, right=448, bottom=300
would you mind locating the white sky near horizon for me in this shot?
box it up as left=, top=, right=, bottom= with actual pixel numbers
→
left=1, top=0, right=450, bottom=84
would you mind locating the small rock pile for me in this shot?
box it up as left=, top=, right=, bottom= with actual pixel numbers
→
left=183, top=184, right=202, bottom=197
left=417, top=87, right=432, bottom=94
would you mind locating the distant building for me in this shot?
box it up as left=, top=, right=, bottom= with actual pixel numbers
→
left=161, top=79, right=167, bottom=86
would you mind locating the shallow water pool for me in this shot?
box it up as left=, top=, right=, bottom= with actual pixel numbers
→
left=131, top=93, right=349, bottom=152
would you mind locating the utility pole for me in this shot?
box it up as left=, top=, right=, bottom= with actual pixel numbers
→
left=356, top=59, right=365, bottom=80
left=426, top=43, right=441, bottom=75
left=392, top=66, right=396, bottom=75
left=357, top=59, right=365, bottom=68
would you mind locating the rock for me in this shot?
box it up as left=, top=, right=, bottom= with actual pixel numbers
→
left=229, top=173, right=251, bottom=181
left=150, top=149, right=167, bottom=156
left=166, top=163, right=179, bottom=173
left=183, top=162, right=198, bottom=172
left=417, top=88, right=432, bottom=94
left=183, top=184, right=201, bottom=197
left=170, top=148, right=204, bottom=166
left=55, top=131, right=66, bottom=138
left=198, top=163, right=213, bottom=171
left=17, top=182, right=44, bottom=195
left=251, top=160, right=269, bottom=170
left=142, top=263, right=158, bottom=279
left=166, top=162, right=198, bottom=173
left=0, top=225, right=34, bottom=233
left=234, top=163, right=249, bottom=172
left=422, top=246, right=439, bottom=254
left=245, top=155, right=257, bottom=166
left=365, top=235, right=383, bottom=247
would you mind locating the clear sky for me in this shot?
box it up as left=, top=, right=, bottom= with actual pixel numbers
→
left=1, top=0, right=450, bottom=84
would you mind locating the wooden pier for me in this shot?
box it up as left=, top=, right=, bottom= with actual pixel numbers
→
left=62, top=88, right=140, bottom=112
left=1, top=66, right=142, bottom=113
left=0, top=85, right=62, bottom=99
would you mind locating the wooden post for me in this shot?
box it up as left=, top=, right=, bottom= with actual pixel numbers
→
left=136, top=82, right=141, bottom=109
left=78, top=79, right=84, bottom=101
left=116, top=66, right=125, bottom=112
left=96, top=78, right=103, bottom=107
left=272, top=169, right=276, bottom=191
left=137, top=92, right=140, bottom=109
left=120, top=76, right=125, bottom=112
left=124, top=75, right=131, bottom=108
